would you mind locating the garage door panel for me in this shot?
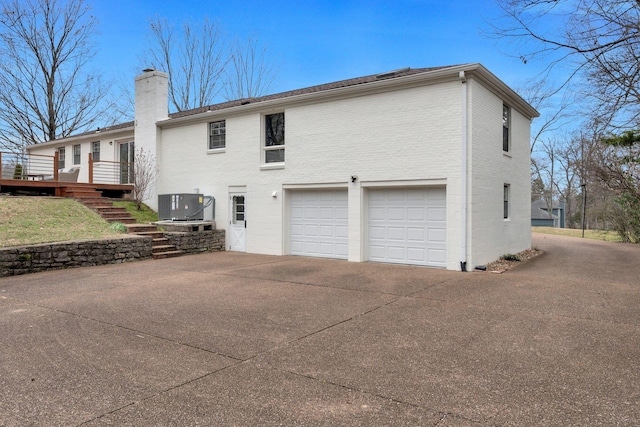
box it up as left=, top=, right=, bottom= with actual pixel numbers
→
left=387, top=207, right=406, bottom=221
left=407, top=207, right=426, bottom=221
left=290, top=190, right=348, bottom=260
left=369, top=207, right=386, bottom=221
left=335, top=225, right=348, bottom=238
left=335, top=207, right=348, bottom=220
left=407, top=248, right=427, bottom=263
left=428, top=206, right=446, bottom=221
left=407, top=227, right=425, bottom=242
left=368, top=188, right=446, bottom=267
left=387, top=246, right=406, bottom=261
left=428, top=228, right=446, bottom=242
left=387, top=227, right=405, bottom=241
left=369, top=226, right=386, bottom=240
left=429, top=249, right=446, bottom=264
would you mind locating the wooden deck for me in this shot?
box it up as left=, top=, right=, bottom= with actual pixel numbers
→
left=0, top=178, right=133, bottom=198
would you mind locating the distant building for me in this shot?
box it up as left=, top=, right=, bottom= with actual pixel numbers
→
left=531, top=199, right=565, bottom=228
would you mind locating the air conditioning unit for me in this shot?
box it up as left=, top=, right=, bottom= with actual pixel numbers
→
left=158, top=194, right=204, bottom=220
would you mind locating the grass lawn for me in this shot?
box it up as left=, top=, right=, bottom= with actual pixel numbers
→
left=112, top=200, right=158, bottom=223
left=533, top=226, right=622, bottom=242
left=0, top=196, right=123, bottom=248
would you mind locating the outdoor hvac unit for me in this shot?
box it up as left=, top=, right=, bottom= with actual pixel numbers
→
left=158, top=194, right=204, bottom=221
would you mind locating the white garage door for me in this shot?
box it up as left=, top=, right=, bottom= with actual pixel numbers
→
left=368, top=188, right=446, bottom=267
left=290, top=190, right=348, bottom=259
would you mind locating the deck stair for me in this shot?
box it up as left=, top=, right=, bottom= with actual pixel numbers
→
left=125, top=224, right=183, bottom=259
left=67, top=185, right=136, bottom=224
left=65, top=188, right=182, bottom=259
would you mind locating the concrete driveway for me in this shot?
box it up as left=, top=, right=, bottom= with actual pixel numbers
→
left=1, top=233, right=639, bottom=426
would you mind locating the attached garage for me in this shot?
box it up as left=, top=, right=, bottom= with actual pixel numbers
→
left=368, top=187, right=447, bottom=267
left=289, top=190, right=348, bottom=259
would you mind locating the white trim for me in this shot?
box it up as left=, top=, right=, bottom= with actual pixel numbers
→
left=361, top=178, right=447, bottom=188
left=283, top=182, right=348, bottom=190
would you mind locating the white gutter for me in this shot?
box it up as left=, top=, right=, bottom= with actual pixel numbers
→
left=459, top=71, right=468, bottom=272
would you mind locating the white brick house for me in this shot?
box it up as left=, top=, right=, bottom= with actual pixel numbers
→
left=28, top=64, right=538, bottom=270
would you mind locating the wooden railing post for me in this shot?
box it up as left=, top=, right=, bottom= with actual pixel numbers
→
left=53, top=151, right=59, bottom=181
left=0, top=152, right=3, bottom=178
left=88, top=153, right=93, bottom=184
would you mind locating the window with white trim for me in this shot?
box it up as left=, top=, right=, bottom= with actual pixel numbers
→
left=58, top=147, right=66, bottom=169
left=503, top=104, right=510, bottom=152
left=209, top=120, right=226, bottom=150
left=92, top=141, right=100, bottom=161
left=73, top=144, right=81, bottom=165
left=264, top=112, right=284, bottom=163
left=504, top=184, right=510, bottom=219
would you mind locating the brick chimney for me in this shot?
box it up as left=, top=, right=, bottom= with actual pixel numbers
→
left=134, top=69, right=168, bottom=210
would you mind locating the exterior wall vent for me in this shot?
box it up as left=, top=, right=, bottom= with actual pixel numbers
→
left=375, top=67, right=411, bottom=80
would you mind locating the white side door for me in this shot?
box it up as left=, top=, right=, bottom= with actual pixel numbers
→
left=229, top=193, right=246, bottom=252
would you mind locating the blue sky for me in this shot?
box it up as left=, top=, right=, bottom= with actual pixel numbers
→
left=90, top=0, right=544, bottom=96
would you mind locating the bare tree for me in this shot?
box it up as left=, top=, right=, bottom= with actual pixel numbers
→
left=140, top=18, right=279, bottom=112
left=143, top=17, right=228, bottom=112
left=132, top=147, right=158, bottom=211
left=492, top=0, right=640, bottom=127
left=0, top=0, right=109, bottom=150
left=223, top=37, right=277, bottom=100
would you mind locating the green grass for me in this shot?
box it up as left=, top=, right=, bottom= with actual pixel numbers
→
left=112, top=201, right=159, bottom=223
left=533, top=226, right=622, bottom=242
left=0, top=196, right=123, bottom=248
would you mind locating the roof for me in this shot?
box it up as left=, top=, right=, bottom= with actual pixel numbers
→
left=168, top=66, right=449, bottom=120
left=531, top=200, right=563, bottom=220
left=29, top=63, right=539, bottom=147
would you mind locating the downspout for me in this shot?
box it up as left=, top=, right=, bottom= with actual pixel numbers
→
left=459, top=71, right=468, bottom=272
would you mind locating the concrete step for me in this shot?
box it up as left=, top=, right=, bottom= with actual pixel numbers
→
left=106, top=217, right=136, bottom=224
left=69, top=191, right=102, bottom=198
left=80, top=198, right=111, bottom=207
left=94, top=207, right=128, bottom=214
left=152, top=250, right=183, bottom=259
left=152, top=244, right=178, bottom=254
left=100, top=211, right=132, bottom=219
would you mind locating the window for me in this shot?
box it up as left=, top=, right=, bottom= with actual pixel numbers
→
left=209, top=120, right=226, bottom=149
left=503, top=104, right=510, bottom=152
left=504, top=184, right=510, bottom=219
left=73, top=144, right=81, bottom=165
left=92, top=141, right=100, bottom=161
left=264, top=112, right=285, bottom=163
left=58, top=147, right=65, bottom=169
left=232, top=195, right=245, bottom=224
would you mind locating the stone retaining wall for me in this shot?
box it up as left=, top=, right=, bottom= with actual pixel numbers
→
left=165, top=229, right=225, bottom=254
left=0, top=236, right=152, bottom=277
left=0, top=230, right=226, bottom=277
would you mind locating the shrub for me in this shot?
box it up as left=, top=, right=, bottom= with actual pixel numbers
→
left=109, top=222, right=127, bottom=233
left=500, top=253, right=522, bottom=262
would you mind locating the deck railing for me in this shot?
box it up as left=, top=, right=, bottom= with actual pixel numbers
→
left=1, top=151, right=133, bottom=186
left=0, top=151, right=58, bottom=181
left=88, top=153, right=133, bottom=185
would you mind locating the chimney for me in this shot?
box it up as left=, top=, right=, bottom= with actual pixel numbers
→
left=134, top=69, right=168, bottom=210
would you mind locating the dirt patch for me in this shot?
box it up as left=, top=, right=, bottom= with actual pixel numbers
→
left=482, top=248, right=543, bottom=273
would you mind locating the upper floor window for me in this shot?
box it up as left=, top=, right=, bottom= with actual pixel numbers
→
left=503, top=104, right=510, bottom=152
left=73, top=144, right=81, bottom=165
left=264, top=112, right=284, bottom=163
left=209, top=120, right=226, bottom=150
left=58, top=147, right=65, bottom=169
left=92, top=141, right=100, bottom=162
left=504, top=184, right=510, bottom=219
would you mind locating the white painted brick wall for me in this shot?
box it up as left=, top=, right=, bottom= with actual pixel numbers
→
left=28, top=68, right=534, bottom=271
